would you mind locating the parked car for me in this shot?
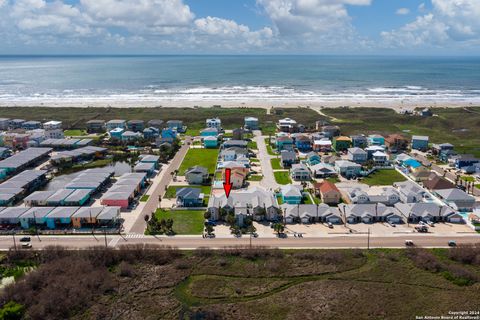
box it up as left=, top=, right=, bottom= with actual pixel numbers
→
left=448, top=240, right=457, bottom=247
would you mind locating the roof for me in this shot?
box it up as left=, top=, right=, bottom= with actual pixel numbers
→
left=395, top=203, right=455, bottom=218
left=208, top=186, right=278, bottom=210
left=21, top=207, right=55, bottom=219
left=47, top=207, right=79, bottom=218
left=186, top=166, right=208, bottom=175
left=412, top=135, right=429, bottom=141
left=423, top=176, right=455, bottom=190
left=72, top=207, right=104, bottom=218
left=319, top=181, right=340, bottom=194
left=64, top=189, right=92, bottom=202
left=280, top=185, right=302, bottom=197
left=176, top=187, right=202, bottom=199
left=334, top=136, right=352, bottom=142
left=348, top=147, right=367, bottom=155
left=435, top=188, right=475, bottom=202
left=335, top=160, right=361, bottom=168
left=0, top=207, right=29, bottom=219
left=97, top=207, right=121, bottom=220
left=24, top=191, right=56, bottom=202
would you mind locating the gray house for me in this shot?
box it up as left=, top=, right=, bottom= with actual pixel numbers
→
left=434, top=188, right=476, bottom=211
left=280, top=150, right=297, bottom=168
left=347, top=147, right=368, bottom=164
left=339, top=203, right=403, bottom=224
left=185, top=166, right=209, bottom=185
left=393, top=180, right=425, bottom=203
left=281, top=204, right=342, bottom=224
left=290, top=163, right=311, bottom=181
left=394, top=203, right=460, bottom=223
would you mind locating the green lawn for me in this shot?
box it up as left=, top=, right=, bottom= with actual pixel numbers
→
left=274, top=171, right=291, bottom=185
left=461, top=176, right=475, bottom=182
left=248, top=175, right=263, bottom=181
left=140, top=195, right=149, bottom=202
left=270, top=158, right=282, bottom=170
left=247, top=141, right=258, bottom=150
left=64, top=129, right=87, bottom=136
left=302, top=193, right=314, bottom=204
left=178, top=148, right=219, bottom=175
left=250, top=158, right=260, bottom=163
left=362, top=169, right=407, bottom=186
left=164, top=185, right=212, bottom=198
left=153, top=209, right=205, bottom=235
left=184, top=128, right=201, bottom=137
left=475, top=184, right=480, bottom=189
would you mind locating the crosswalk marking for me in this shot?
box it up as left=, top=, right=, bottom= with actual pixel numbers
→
left=125, top=233, right=146, bottom=239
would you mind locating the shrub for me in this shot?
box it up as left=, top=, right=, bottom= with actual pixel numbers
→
left=118, top=261, right=135, bottom=277
left=448, top=244, right=480, bottom=265
left=0, top=301, right=24, bottom=320
left=406, top=248, right=443, bottom=272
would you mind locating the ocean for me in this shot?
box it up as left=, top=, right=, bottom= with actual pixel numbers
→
left=0, top=55, right=479, bottom=105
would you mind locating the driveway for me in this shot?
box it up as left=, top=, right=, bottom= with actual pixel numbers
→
left=253, top=130, right=279, bottom=189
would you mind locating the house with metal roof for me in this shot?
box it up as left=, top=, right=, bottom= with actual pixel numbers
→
left=0, top=207, right=29, bottom=226
left=434, top=188, right=476, bottom=212
left=394, top=203, right=459, bottom=223
left=19, top=207, right=55, bottom=229
left=45, top=207, right=79, bottom=229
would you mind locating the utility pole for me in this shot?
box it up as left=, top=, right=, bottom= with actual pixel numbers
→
left=103, top=227, right=108, bottom=248
left=367, top=228, right=370, bottom=250
left=12, top=232, right=17, bottom=252
left=32, top=210, right=40, bottom=242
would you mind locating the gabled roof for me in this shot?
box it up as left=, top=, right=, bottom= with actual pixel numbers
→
left=186, top=165, right=208, bottom=175
left=319, top=181, right=340, bottom=194
left=435, top=188, right=475, bottom=202
left=176, top=187, right=202, bottom=199
left=280, top=185, right=302, bottom=197
left=423, top=175, right=455, bottom=190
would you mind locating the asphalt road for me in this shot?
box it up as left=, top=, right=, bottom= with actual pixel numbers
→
left=3, top=234, right=479, bottom=250
left=253, top=130, right=279, bottom=189
left=129, top=136, right=192, bottom=234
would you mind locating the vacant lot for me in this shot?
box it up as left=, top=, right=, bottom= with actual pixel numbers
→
left=178, top=148, right=219, bottom=175
left=274, top=171, right=291, bottom=185
left=361, top=169, right=407, bottom=186
left=270, top=158, right=282, bottom=170
left=154, top=209, right=205, bottom=235
left=2, top=246, right=480, bottom=319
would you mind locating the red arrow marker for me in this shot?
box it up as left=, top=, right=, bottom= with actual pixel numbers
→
left=223, top=168, right=233, bottom=198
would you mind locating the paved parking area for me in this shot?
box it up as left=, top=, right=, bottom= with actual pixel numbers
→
left=347, top=222, right=413, bottom=234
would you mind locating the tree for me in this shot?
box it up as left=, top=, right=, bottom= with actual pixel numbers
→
left=144, top=214, right=150, bottom=223
left=204, top=211, right=211, bottom=220
left=166, top=218, right=174, bottom=234
left=273, top=222, right=284, bottom=236
left=204, top=223, right=214, bottom=235
left=226, top=213, right=236, bottom=227
left=159, top=219, right=167, bottom=232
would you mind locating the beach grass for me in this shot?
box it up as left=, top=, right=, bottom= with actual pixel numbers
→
left=178, top=148, right=219, bottom=175
left=361, top=169, right=406, bottom=186
left=274, top=171, right=291, bottom=185
left=153, top=209, right=205, bottom=235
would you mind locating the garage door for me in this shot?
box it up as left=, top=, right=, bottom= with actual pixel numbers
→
left=387, top=217, right=401, bottom=224
left=449, top=217, right=463, bottom=223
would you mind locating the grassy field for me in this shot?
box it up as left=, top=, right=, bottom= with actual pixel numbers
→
left=64, top=129, right=87, bottom=136
left=178, top=148, right=219, bottom=175
left=164, top=185, right=212, bottom=199
left=248, top=175, right=263, bottom=181
left=5, top=247, right=480, bottom=319
left=247, top=141, right=257, bottom=150
left=361, top=169, right=407, bottom=186
left=322, top=107, right=480, bottom=157
left=274, top=171, right=291, bottom=185
left=461, top=176, right=476, bottom=182
left=270, top=158, right=282, bottom=170
left=154, top=209, right=205, bottom=235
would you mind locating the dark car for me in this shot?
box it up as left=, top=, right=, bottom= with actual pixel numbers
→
left=19, top=236, right=31, bottom=243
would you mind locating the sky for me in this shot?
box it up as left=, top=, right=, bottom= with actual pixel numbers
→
left=0, top=0, right=479, bottom=55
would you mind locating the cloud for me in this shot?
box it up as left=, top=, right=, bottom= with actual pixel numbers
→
left=382, top=0, right=480, bottom=48
left=396, top=8, right=410, bottom=15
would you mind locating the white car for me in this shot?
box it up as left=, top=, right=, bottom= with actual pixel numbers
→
left=21, top=242, right=32, bottom=249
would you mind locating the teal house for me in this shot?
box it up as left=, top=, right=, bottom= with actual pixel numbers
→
left=279, top=185, right=303, bottom=205
left=203, top=136, right=218, bottom=148
left=306, top=152, right=321, bottom=166
left=20, top=207, right=55, bottom=229
left=276, top=136, right=294, bottom=151
left=0, top=169, right=7, bottom=181
left=200, top=128, right=219, bottom=137
left=368, top=134, right=385, bottom=146
left=109, top=127, right=124, bottom=140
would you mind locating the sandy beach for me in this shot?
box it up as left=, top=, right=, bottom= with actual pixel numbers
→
left=0, top=98, right=477, bottom=112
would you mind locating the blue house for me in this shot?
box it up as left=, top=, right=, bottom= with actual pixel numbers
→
left=139, top=154, right=160, bottom=169
left=203, top=136, right=218, bottom=148
left=45, top=207, right=79, bottom=229
left=161, top=128, right=177, bottom=139
left=20, top=207, right=55, bottom=229
left=279, top=185, right=303, bottom=204
left=244, top=117, right=259, bottom=130
left=295, top=135, right=312, bottom=151
left=306, top=152, right=321, bottom=166
left=276, top=136, right=294, bottom=151
left=109, top=127, right=124, bottom=140
left=412, top=135, right=429, bottom=151
left=200, top=128, right=219, bottom=137
left=143, top=127, right=160, bottom=140
left=455, top=154, right=480, bottom=169
left=368, top=134, right=385, bottom=146
left=0, top=169, right=7, bottom=180
left=176, top=188, right=204, bottom=207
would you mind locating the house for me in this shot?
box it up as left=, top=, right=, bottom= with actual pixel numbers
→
left=161, top=128, right=177, bottom=140
left=203, top=136, right=218, bottom=148
left=221, top=147, right=248, bottom=161
left=322, top=154, right=340, bottom=165
left=232, top=128, right=244, bottom=140
left=295, top=135, right=311, bottom=151
left=133, top=162, right=156, bottom=176
left=106, top=120, right=126, bottom=131
left=421, top=108, right=433, bottom=117
left=395, top=203, right=458, bottom=223
left=305, top=152, right=321, bottom=166
left=423, top=175, right=455, bottom=190
left=43, top=121, right=64, bottom=139
left=335, top=160, right=362, bottom=178
left=0, top=207, right=29, bottom=226
left=280, top=150, right=297, bottom=168
left=434, top=188, right=476, bottom=211
left=282, top=204, right=317, bottom=224
left=244, top=117, right=259, bottom=130
left=317, top=181, right=341, bottom=205
left=395, top=153, right=412, bottom=165
left=22, top=121, right=42, bottom=130
left=86, top=120, right=105, bottom=133
left=139, top=154, right=160, bottom=169
left=290, top=163, right=311, bottom=181
left=394, top=180, right=426, bottom=203
left=109, top=127, right=124, bottom=140
left=433, top=143, right=454, bottom=155
left=385, top=134, right=408, bottom=152
left=121, top=131, right=142, bottom=142
left=0, top=118, right=9, bottom=130
left=206, top=118, right=222, bottom=129
left=185, top=166, right=209, bottom=184
left=8, top=119, right=25, bottom=130
left=45, top=206, right=79, bottom=229
left=309, top=163, right=337, bottom=178
left=412, top=135, right=429, bottom=151
left=143, top=127, right=160, bottom=140
left=200, top=127, right=219, bottom=137
left=19, top=207, right=55, bottom=229
left=318, top=205, right=343, bottom=224
left=176, top=187, right=204, bottom=207
left=277, top=118, right=298, bottom=133
left=339, top=203, right=403, bottom=224
left=439, top=149, right=457, bottom=163
left=127, top=120, right=144, bottom=132
left=71, top=207, right=104, bottom=228
left=372, top=151, right=389, bottom=166
left=279, top=185, right=303, bottom=204
left=454, top=154, right=479, bottom=169
left=332, top=136, right=352, bottom=152
left=223, top=140, right=248, bottom=149
left=367, top=134, right=385, bottom=146
left=351, top=135, right=368, bottom=148
left=167, top=120, right=185, bottom=133
left=321, top=125, right=340, bottom=138
left=207, top=186, right=279, bottom=221
left=276, top=136, right=294, bottom=151
left=411, top=168, right=435, bottom=182
left=365, top=145, right=385, bottom=160
left=147, top=119, right=164, bottom=129
left=347, top=148, right=367, bottom=164
left=313, top=139, right=332, bottom=152
left=347, top=187, right=400, bottom=206
left=226, top=169, right=247, bottom=189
